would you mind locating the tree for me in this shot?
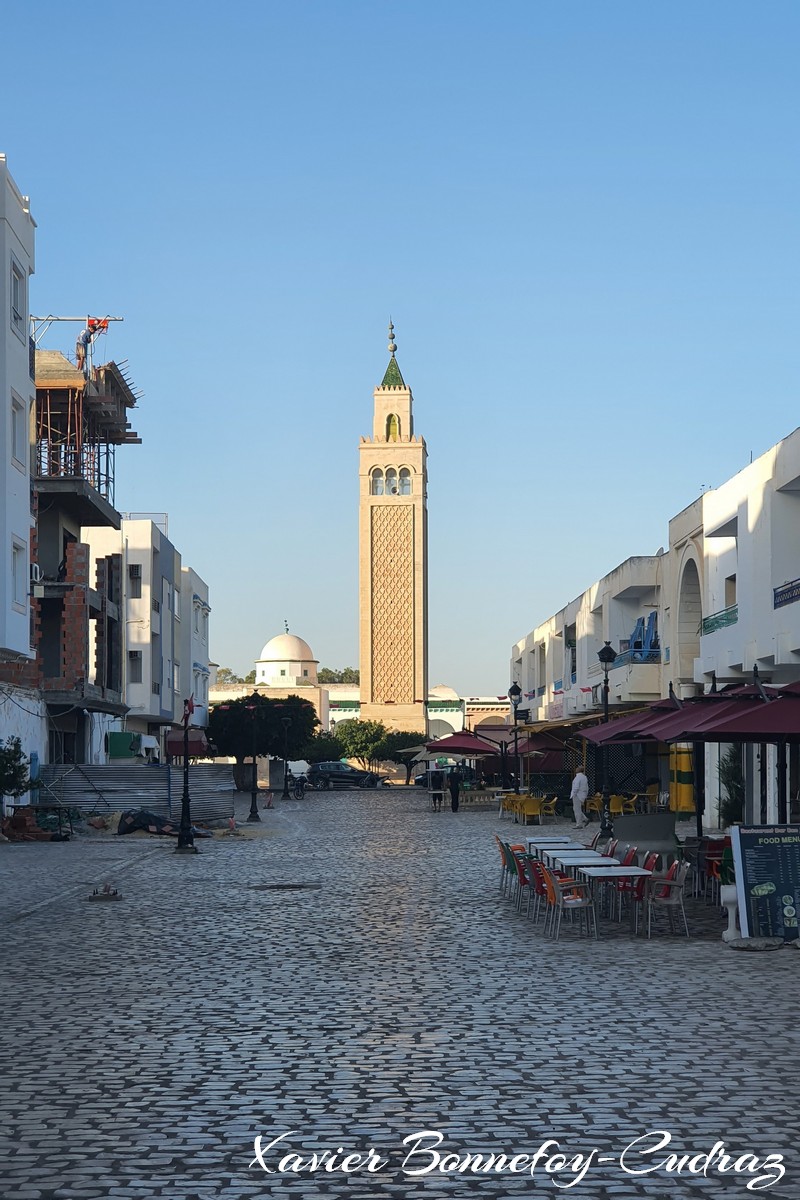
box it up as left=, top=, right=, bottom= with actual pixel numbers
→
left=207, top=693, right=319, bottom=786
left=215, top=666, right=243, bottom=686
left=243, top=670, right=256, bottom=684
left=335, top=719, right=388, bottom=769
left=372, top=730, right=425, bottom=784
left=302, top=731, right=345, bottom=764
left=317, top=667, right=360, bottom=684
left=0, top=737, right=29, bottom=812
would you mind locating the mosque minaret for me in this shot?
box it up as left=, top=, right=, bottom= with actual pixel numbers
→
left=358, top=324, right=429, bottom=733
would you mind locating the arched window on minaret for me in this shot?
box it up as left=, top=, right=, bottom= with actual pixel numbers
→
left=370, top=468, right=384, bottom=495
left=399, top=468, right=412, bottom=495
left=386, top=413, right=400, bottom=442
left=385, top=467, right=398, bottom=496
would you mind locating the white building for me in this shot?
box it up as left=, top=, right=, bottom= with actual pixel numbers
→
left=84, top=517, right=210, bottom=755
left=181, top=566, right=211, bottom=727
left=0, top=157, right=35, bottom=669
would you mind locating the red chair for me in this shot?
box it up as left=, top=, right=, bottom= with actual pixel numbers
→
left=615, top=851, right=658, bottom=924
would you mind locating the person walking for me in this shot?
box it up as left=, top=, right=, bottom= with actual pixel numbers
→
left=570, top=766, right=589, bottom=829
left=448, top=767, right=461, bottom=813
left=429, top=769, right=444, bottom=812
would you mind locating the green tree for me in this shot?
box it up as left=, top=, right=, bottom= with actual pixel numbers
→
left=372, top=730, right=425, bottom=784
left=243, top=670, right=256, bottom=684
left=335, top=718, right=388, bottom=769
left=208, top=693, right=319, bottom=771
left=317, top=667, right=360, bottom=684
left=301, top=731, right=345, bottom=764
left=0, top=736, right=29, bottom=809
left=215, top=666, right=243, bottom=686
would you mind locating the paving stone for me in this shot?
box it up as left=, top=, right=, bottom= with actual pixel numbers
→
left=2, top=793, right=799, bottom=1198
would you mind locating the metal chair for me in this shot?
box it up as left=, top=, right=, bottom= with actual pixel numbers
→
left=645, top=860, right=691, bottom=938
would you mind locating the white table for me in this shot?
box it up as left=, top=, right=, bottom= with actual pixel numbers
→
left=578, top=865, right=653, bottom=920
left=551, top=854, right=620, bottom=870
left=541, top=847, right=607, bottom=865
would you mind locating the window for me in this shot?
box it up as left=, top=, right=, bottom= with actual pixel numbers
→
left=303, top=669, right=308, bottom=677
left=12, top=541, right=26, bottom=607
left=280, top=668, right=286, bottom=676
left=385, top=467, right=398, bottom=495
left=725, top=575, right=737, bottom=608
left=10, top=258, right=25, bottom=337
left=399, top=467, right=411, bottom=495
left=386, top=414, right=400, bottom=441
left=194, top=606, right=200, bottom=633
left=174, top=587, right=181, bottom=618
left=370, top=468, right=384, bottom=496
left=173, top=661, right=180, bottom=692
left=11, top=394, right=27, bottom=467
left=128, top=563, right=142, bottom=599
left=128, top=651, right=143, bottom=683
left=201, top=610, right=208, bottom=641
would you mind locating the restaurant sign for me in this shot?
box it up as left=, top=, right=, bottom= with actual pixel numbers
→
left=730, top=825, right=800, bottom=941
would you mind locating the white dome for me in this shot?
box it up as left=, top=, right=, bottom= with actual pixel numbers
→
left=258, top=633, right=316, bottom=663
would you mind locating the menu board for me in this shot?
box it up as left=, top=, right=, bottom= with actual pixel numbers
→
left=730, top=826, right=800, bottom=941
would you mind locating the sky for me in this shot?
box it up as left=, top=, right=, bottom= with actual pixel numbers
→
left=4, top=1, right=799, bottom=695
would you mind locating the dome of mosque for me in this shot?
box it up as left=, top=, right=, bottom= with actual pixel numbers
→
left=258, top=633, right=315, bottom=662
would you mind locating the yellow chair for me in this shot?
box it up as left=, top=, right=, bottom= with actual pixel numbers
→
left=585, top=793, right=602, bottom=816
left=610, top=794, right=625, bottom=816
left=539, top=795, right=558, bottom=823
left=516, top=795, right=543, bottom=825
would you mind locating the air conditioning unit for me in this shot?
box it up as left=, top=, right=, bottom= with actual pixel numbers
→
left=30, top=563, right=43, bottom=584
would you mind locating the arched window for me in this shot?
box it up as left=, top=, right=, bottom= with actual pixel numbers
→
left=370, top=469, right=384, bottom=495
left=386, top=414, right=400, bottom=442
left=385, top=468, right=398, bottom=495
left=399, top=468, right=412, bottom=495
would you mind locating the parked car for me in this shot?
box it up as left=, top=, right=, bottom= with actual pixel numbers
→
left=307, top=761, right=385, bottom=790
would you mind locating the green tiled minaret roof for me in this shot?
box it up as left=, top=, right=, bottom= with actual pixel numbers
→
left=380, top=319, right=405, bottom=388
left=381, top=356, right=405, bottom=388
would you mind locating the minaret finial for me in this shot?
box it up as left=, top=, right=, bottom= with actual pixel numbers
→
left=284, top=619, right=289, bottom=634
left=388, top=320, right=397, bottom=357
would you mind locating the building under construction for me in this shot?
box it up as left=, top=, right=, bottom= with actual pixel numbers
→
left=0, top=350, right=141, bottom=762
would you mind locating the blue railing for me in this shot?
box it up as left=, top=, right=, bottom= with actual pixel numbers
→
left=775, top=579, right=800, bottom=610
left=610, top=648, right=661, bottom=668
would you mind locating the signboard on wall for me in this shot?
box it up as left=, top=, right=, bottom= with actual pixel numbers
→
left=730, top=825, right=800, bottom=941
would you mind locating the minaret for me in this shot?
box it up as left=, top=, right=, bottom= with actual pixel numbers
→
left=358, top=323, right=428, bottom=733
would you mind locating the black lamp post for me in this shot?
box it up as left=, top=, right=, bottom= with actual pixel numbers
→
left=508, top=681, right=522, bottom=794
left=175, top=698, right=198, bottom=854
left=245, top=694, right=262, bottom=823
left=597, top=641, right=617, bottom=837
left=281, top=716, right=292, bottom=799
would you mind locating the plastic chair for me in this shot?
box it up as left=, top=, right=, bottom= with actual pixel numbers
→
left=645, top=860, right=691, bottom=938
left=540, top=863, right=597, bottom=940
left=539, top=795, right=558, bottom=823
left=615, top=851, right=658, bottom=923
left=585, top=793, right=603, bottom=817
left=516, top=796, right=543, bottom=825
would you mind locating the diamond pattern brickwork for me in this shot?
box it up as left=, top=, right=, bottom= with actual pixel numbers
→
left=370, top=505, right=414, bottom=702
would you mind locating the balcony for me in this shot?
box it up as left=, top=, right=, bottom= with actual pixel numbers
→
left=702, top=605, right=738, bottom=635
left=610, top=647, right=661, bottom=668
left=774, top=579, right=800, bottom=610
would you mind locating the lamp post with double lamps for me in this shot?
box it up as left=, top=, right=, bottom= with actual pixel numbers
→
left=597, top=641, right=617, bottom=837
left=175, top=697, right=198, bottom=854
left=244, top=694, right=262, bottom=823
left=508, top=681, right=522, bottom=794
left=281, top=716, right=292, bottom=799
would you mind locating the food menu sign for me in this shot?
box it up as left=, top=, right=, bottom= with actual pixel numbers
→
left=730, top=825, right=800, bottom=941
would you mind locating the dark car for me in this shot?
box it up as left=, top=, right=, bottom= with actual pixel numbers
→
left=307, top=761, right=384, bottom=790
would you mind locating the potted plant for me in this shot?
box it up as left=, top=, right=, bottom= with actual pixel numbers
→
left=718, top=744, right=744, bottom=828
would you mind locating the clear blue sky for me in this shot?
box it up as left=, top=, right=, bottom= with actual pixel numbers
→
left=4, top=2, right=799, bottom=694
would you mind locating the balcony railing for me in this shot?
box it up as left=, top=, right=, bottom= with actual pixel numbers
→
left=774, top=578, right=800, bottom=610
left=702, top=604, right=738, bottom=635
left=610, top=647, right=661, bottom=668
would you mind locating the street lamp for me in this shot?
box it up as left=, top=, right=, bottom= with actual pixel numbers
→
left=245, top=693, right=262, bottom=823
left=508, top=681, right=522, bottom=794
left=597, top=641, right=617, bottom=837
left=281, top=716, right=292, bottom=799
left=175, top=697, right=198, bottom=854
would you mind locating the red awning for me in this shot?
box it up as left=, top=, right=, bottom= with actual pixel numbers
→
left=424, top=730, right=502, bottom=757
left=683, top=694, right=800, bottom=742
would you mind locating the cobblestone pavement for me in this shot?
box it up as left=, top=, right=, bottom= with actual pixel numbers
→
left=2, top=791, right=798, bottom=1200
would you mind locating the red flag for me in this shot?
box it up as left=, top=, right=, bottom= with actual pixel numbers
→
left=184, top=695, right=195, bottom=720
